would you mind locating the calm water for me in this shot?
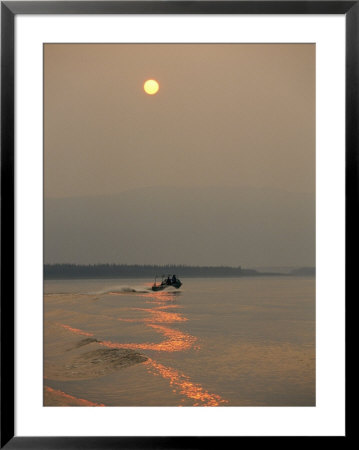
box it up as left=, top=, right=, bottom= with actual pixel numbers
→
left=44, top=277, right=315, bottom=406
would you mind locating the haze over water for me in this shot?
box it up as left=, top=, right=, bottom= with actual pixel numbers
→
left=44, top=276, right=315, bottom=407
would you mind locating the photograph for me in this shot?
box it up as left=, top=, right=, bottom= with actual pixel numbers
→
left=43, top=43, right=315, bottom=407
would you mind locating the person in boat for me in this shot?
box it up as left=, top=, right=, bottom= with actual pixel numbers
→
left=166, top=276, right=171, bottom=285
left=172, top=274, right=177, bottom=283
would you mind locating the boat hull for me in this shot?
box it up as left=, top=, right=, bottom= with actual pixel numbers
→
left=151, top=280, right=182, bottom=291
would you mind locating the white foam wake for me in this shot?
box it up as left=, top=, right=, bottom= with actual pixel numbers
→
left=90, top=285, right=151, bottom=295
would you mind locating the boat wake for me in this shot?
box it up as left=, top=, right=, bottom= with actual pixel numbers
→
left=90, top=285, right=151, bottom=295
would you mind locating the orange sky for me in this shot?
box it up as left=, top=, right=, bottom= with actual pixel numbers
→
left=44, top=43, right=315, bottom=199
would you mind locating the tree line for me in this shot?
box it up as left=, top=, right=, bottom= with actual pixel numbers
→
left=43, top=263, right=256, bottom=279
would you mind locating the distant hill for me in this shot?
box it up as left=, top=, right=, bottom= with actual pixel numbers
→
left=44, top=186, right=315, bottom=267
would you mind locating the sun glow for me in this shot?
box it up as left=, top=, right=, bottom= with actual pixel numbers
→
left=144, top=79, right=159, bottom=95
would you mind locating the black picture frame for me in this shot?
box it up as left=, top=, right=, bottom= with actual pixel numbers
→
left=1, top=1, right=354, bottom=447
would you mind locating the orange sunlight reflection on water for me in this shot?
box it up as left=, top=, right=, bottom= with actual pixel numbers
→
left=144, top=358, right=228, bottom=407
left=56, top=288, right=227, bottom=406
left=100, top=324, right=197, bottom=352
left=59, top=324, right=94, bottom=337
left=118, top=307, right=187, bottom=324
left=44, top=386, right=105, bottom=406
left=140, top=291, right=179, bottom=302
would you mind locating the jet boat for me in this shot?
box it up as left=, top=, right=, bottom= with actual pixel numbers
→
left=151, top=274, right=182, bottom=291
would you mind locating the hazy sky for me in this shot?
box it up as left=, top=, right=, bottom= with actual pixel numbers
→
left=44, top=44, right=315, bottom=266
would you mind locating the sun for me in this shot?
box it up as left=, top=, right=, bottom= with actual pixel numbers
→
left=144, top=79, right=159, bottom=95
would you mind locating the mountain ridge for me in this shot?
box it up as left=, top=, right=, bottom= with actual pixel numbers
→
left=44, top=185, right=315, bottom=267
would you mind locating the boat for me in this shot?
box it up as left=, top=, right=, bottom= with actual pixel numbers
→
left=151, top=274, right=182, bottom=291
